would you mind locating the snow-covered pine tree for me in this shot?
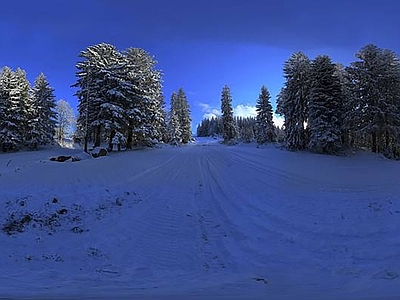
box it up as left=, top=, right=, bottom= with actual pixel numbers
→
left=307, top=55, right=343, bottom=154
left=96, top=47, right=130, bottom=150
left=0, top=72, right=5, bottom=149
left=236, top=116, right=255, bottom=143
left=74, top=43, right=131, bottom=150
left=14, top=68, right=31, bottom=147
left=176, top=88, right=192, bottom=143
left=27, top=73, right=57, bottom=149
left=158, top=95, right=168, bottom=143
left=220, top=85, right=236, bottom=143
left=255, top=86, right=275, bottom=144
left=196, top=116, right=223, bottom=137
left=24, top=85, right=41, bottom=150
left=74, top=44, right=166, bottom=151
left=0, top=67, right=21, bottom=151
left=346, top=44, right=400, bottom=158
left=124, top=48, right=166, bottom=147
left=196, top=118, right=210, bottom=137
left=74, top=44, right=104, bottom=151
left=276, top=52, right=312, bottom=150
left=55, top=99, right=76, bottom=145
left=334, top=63, right=352, bottom=148
left=168, top=92, right=181, bottom=144
left=0, top=67, right=33, bottom=150
left=168, top=108, right=182, bottom=146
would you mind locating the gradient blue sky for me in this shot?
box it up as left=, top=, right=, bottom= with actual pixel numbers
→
left=1, top=0, right=399, bottom=130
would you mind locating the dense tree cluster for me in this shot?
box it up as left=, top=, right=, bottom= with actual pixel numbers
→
left=0, top=67, right=56, bottom=151
left=197, top=114, right=281, bottom=144
left=4, top=41, right=400, bottom=160
left=197, top=85, right=277, bottom=144
left=346, top=45, right=400, bottom=158
left=73, top=43, right=167, bottom=151
left=167, top=88, right=192, bottom=145
left=276, top=44, right=400, bottom=159
left=196, top=116, right=223, bottom=137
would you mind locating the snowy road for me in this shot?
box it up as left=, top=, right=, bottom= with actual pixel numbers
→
left=1, top=140, right=400, bottom=299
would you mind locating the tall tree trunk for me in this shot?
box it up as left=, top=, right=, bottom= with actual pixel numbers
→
left=372, top=131, right=377, bottom=153
left=386, top=130, right=390, bottom=150
left=94, top=125, right=101, bottom=147
left=126, top=128, right=133, bottom=150
left=108, top=130, right=116, bottom=151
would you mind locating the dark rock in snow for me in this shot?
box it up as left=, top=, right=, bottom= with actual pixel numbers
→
left=50, top=155, right=82, bottom=162
left=90, top=147, right=108, bottom=158
left=50, top=155, right=72, bottom=162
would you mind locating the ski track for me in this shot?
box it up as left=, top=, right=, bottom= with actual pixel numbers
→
left=0, top=142, right=400, bottom=299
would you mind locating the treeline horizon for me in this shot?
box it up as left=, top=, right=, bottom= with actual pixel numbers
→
left=3, top=43, right=400, bottom=159
left=197, top=44, right=400, bottom=159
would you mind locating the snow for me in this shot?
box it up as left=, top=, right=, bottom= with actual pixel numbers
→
left=0, top=140, right=400, bottom=299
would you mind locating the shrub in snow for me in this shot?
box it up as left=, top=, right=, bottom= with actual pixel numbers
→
left=2, top=213, right=33, bottom=235
left=1, top=196, right=93, bottom=236
left=111, top=132, right=126, bottom=151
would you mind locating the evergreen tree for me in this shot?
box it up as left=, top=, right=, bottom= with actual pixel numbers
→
left=25, top=88, right=41, bottom=149
left=124, top=48, right=166, bottom=147
left=14, top=68, right=31, bottom=144
left=346, top=44, right=400, bottom=157
left=158, top=95, right=168, bottom=143
left=236, top=116, right=256, bottom=143
left=276, top=52, right=312, bottom=150
left=168, top=92, right=181, bottom=144
left=220, top=85, right=236, bottom=143
left=196, top=116, right=223, bottom=137
left=74, top=43, right=166, bottom=151
left=168, top=109, right=182, bottom=145
left=28, top=73, right=57, bottom=148
left=0, top=67, right=20, bottom=151
left=74, top=43, right=133, bottom=150
left=308, top=55, right=343, bottom=154
left=196, top=118, right=209, bottom=137
left=255, top=86, right=275, bottom=144
left=334, top=63, right=352, bottom=147
left=175, top=88, right=192, bottom=143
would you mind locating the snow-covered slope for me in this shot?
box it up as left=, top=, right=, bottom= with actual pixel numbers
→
left=0, top=140, right=399, bottom=299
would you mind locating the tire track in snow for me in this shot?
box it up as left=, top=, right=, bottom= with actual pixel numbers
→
left=228, top=146, right=400, bottom=194
left=192, top=147, right=235, bottom=273
left=126, top=152, right=201, bottom=274
left=207, top=145, right=400, bottom=277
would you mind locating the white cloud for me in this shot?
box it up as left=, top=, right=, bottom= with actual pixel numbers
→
left=233, top=104, right=257, bottom=118
left=197, top=102, right=212, bottom=112
left=203, top=113, right=219, bottom=120
left=196, top=102, right=221, bottom=120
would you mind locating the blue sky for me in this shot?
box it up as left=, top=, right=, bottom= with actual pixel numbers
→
left=1, top=0, right=399, bottom=130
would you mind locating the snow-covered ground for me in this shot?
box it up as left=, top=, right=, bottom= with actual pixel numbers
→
left=0, top=138, right=399, bottom=299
